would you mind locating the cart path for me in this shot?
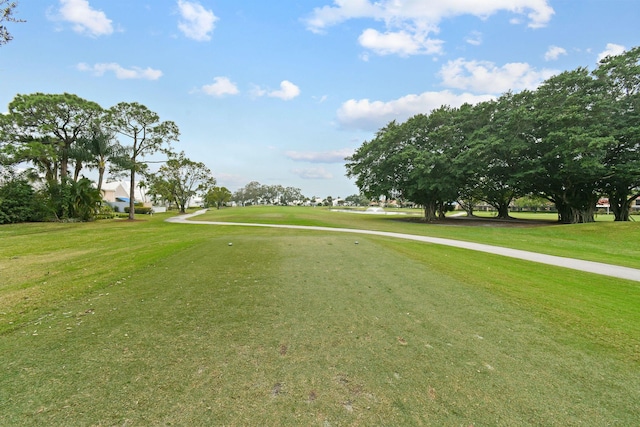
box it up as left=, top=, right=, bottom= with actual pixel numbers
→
left=167, top=210, right=640, bottom=282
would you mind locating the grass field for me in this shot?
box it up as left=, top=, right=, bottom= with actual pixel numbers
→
left=1, top=207, right=639, bottom=426
left=197, top=206, right=640, bottom=269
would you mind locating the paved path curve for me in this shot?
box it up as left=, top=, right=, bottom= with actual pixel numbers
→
left=167, top=210, right=640, bottom=282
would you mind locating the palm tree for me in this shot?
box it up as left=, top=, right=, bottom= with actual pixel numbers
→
left=80, top=128, right=125, bottom=193
left=69, top=141, right=94, bottom=182
left=69, top=177, right=102, bottom=221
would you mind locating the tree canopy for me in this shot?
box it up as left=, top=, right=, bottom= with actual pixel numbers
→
left=346, top=47, right=640, bottom=223
left=0, top=93, right=192, bottom=222
left=204, top=186, right=231, bottom=209
left=232, top=181, right=305, bottom=206
left=147, top=151, right=214, bottom=213
left=593, top=46, right=640, bottom=221
left=1, top=0, right=23, bottom=46
left=1, top=93, right=103, bottom=182
left=107, top=102, right=180, bottom=219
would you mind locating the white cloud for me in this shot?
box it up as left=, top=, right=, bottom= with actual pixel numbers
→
left=439, top=58, right=557, bottom=93
left=285, top=149, right=354, bottom=163
left=177, top=0, right=218, bottom=41
left=253, top=81, right=301, bottom=100
left=597, top=43, right=626, bottom=62
left=214, top=172, right=246, bottom=191
left=338, top=56, right=558, bottom=131
left=465, top=31, right=482, bottom=46
left=201, top=77, right=239, bottom=97
left=269, top=80, right=301, bottom=100
left=77, top=63, right=163, bottom=80
left=304, top=0, right=380, bottom=34
left=544, top=45, right=567, bottom=61
left=305, top=1, right=554, bottom=56
left=358, top=28, right=443, bottom=56
left=337, top=90, right=494, bottom=131
left=249, top=85, right=267, bottom=98
left=292, top=167, right=334, bottom=180
left=54, top=0, right=113, bottom=37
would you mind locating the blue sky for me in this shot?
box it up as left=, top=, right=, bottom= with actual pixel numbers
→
left=1, top=0, right=638, bottom=198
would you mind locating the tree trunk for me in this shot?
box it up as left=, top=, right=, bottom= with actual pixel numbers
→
left=554, top=192, right=597, bottom=224
left=456, top=198, right=475, bottom=217
left=557, top=204, right=595, bottom=223
left=436, top=201, right=448, bottom=220
left=423, top=201, right=437, bottom=221
left=609, top=192, right=637, bottom=221
left=574, top=206, right=595, bottom=223
left=60, top=150, right=69, bottom=181
left=613, top=202, right=631, bottom=222
left=496, top=202, right=511, bottom=219
left=128, top=167, right=136, bottom=220
left=73, top=161, right=82, bottom=182
left=97, top=166, right=105, bottom=193
left=555, top=198, right=572, bottom=224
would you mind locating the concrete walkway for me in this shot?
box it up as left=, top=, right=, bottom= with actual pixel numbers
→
left=167, top=210, right=640, bottom=282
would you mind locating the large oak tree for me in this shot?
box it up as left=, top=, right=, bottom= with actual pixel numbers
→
left=594, top=47, right=640, bottom=221
left=347, top=48, right=640, bottom=223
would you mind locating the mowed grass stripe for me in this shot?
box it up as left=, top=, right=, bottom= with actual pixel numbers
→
left=197, top=206, right=640, bottom=269
left=1, top=226, right=638, bottom=425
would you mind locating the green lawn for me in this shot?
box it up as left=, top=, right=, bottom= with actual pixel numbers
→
left=1, top=209, right=639, bottom=425
left=198, top=206, right=640, bottom=269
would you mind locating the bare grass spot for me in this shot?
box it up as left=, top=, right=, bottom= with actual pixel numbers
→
left=279, top=344, right=288, bottom=355
left=271, top=382, right=283, bottom=397
left=428, top=386, right=437, bottom=400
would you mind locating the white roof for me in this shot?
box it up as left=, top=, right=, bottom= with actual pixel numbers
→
left=102, top=181, right=127, bottom=191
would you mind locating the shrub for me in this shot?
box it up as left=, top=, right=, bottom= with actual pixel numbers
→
left=0, top=177, right=39, bottom=224
left=43, top=177, right=102, bottom=221
left=124, top=206, right=153, bottom=215
left=95, top=203, right=116, bottom=220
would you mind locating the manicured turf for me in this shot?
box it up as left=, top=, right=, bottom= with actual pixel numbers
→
left=1, top=209, right=639, bottom=425
left=198, top=206, right=640, bottom=269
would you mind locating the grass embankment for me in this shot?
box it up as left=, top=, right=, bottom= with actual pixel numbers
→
left=1, top=208, right=639, bottom=425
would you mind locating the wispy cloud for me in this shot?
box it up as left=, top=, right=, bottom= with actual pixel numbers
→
left=177, top=0, right=218, bottom=41
left=305, top=0, right=554, bottom=57
left=291, top=167, right=334, bottom=180
left=52, top=0, right=113, bottom=37
left=214, top=172, right=246, bottom=191
left=285, top=149, right=353, bottom=163
left=253, top=81, right=301, bottom=100
left=439, top=58, right=557, bottom=93
left=337, top=90, right=494, bottom=131
left=336, top=55, right=559, bottom=131
left=465, top=31, right=482, bottom=46
left=544, top=45, right=567, bottom=61
left=597, top=43, right=626, bottom=62
left=358, top=28, right=444, bottom=57
left=201, top=77, right=239, bottom=97
left=77, top=62, right=163, bottom=80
